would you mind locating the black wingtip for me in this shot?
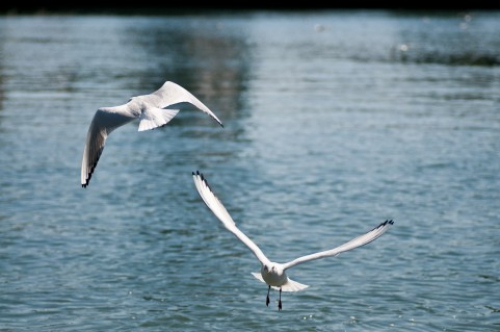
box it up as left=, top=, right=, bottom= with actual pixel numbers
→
left=81, top=178, right=90, bottom=188
left=81, top=176, right=91, bottom=188
left=194, top=171, right=212, bottom=191
left=193, top=170, right=205, bottom=181
left=370, top=219, right=394, bottom=231
left=211, top=116, right=224, bottom=128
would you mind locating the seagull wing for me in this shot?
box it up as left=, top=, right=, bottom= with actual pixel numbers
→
left=282, top=220, right=393, bottom=270
left=192, top=171, right=271, bottom=266
left=81, top=105, right=135, bottom=187
left=152, top=81, right=224, bottom=127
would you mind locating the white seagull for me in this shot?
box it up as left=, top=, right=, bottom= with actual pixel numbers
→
left=81, top=81, right=223, bottom=188
left=192, top=171, right=394, bottom=310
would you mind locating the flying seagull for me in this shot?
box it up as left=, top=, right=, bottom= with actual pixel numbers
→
left=192, top=171, right=393, bottom=310
left=81, top=81, right=223, bottom=188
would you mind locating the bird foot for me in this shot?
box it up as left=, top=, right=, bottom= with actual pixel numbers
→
left=266, top=295, right=270, bottom=307
left=278, top=300, right=282, bottom=311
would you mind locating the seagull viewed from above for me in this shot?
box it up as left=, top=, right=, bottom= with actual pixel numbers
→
left=81, top=81, right=223, bottom=188
left=192, top=171, right=394, bottom=310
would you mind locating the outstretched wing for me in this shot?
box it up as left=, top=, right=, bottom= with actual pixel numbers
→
left=153, top=81, right=223, bottom=127
left=81, top=105, right=135, bottom=188
left=192, top=171, right=271, bottom=266
left=282, top=220, right=394, bottom=270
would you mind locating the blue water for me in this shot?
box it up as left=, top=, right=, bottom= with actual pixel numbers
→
left=1, top=10, right=499, bottom=331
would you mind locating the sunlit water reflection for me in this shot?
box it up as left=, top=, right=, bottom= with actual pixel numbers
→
left=0, top=10, right=499, bottom=331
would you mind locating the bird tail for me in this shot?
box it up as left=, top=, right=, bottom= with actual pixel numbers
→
left=138, top=107, right=179, bottom=131
left=282, top=278, right=309, bottom=292
left=251, top=272, right=309, bottom=292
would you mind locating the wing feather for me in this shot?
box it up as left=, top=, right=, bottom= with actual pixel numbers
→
left=154, top=81, right=223, bottom=127
left=282, top=220, right=393, bottom=270
left=81, top=106, right=135, bottom=187
left=192, top=171, right=271, bottom=266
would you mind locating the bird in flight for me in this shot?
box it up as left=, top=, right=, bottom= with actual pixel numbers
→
left=81, top=81, right=223, bottom=188
left=192, top=171, right=393, bottom=310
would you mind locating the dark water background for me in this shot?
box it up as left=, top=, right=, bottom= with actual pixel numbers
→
left=0, top=10, right=499, bottom=331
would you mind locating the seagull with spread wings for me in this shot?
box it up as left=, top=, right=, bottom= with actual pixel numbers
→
left=192, top=170, right=393, bottom=310
left=81, top=81, right=223, bottom=188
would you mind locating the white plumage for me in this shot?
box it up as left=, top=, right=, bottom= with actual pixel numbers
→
left=81, top=81, right=223, bottom=187
left=192, top=170, right=393, bottom=310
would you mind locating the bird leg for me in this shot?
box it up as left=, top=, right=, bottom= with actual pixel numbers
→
left=266, top=285, right=270, bottom=306
left=278, top=288, right=282, bottom=310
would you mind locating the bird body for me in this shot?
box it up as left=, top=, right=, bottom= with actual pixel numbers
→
left=261, top=264, right=288, bottom=287
left=252, top=263, right=308, bottom=291
left=192, top=170, right=393, bottom=309
left=81, top=81, right=223, bottom=187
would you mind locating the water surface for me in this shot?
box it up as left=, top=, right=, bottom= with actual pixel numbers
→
left=0, top=10, right=499, bottom=331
